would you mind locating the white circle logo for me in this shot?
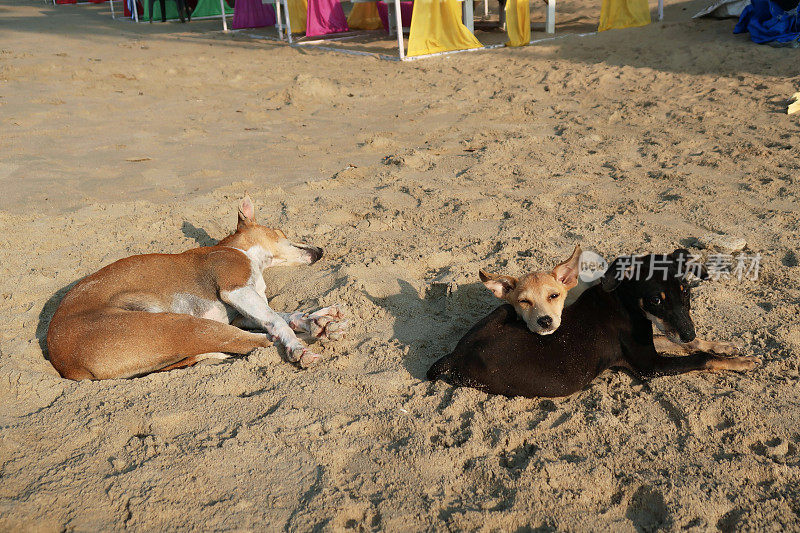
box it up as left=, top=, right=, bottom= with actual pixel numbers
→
left=578, top=250, right=608, bottom=282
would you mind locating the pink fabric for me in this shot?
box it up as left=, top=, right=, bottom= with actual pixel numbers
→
left=123, top=0, right=143, bottom=17
left=376, top=1, right=413, bottom=33
left=232, top=0, right=276, bottom=29
left=306, top=0, right=349, bottom=36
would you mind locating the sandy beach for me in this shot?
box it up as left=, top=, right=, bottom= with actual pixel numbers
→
left=1, top=0, right=800, bottom=529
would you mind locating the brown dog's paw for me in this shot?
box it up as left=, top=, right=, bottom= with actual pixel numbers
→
left=285, top=343, right=304, bottom=363
left=707, top=355, right=761, bottom=372
left=307, top=305, right=348, bottom=340
left=285, top=344, right=320, bottom=367
left=297, top=348, right=321, bottom=368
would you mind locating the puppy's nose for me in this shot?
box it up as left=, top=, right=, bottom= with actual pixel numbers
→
left=537, top=315, right=553, bottom=328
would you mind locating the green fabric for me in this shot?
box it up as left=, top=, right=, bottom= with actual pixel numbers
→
left=145, top=0, right=233, bottom=21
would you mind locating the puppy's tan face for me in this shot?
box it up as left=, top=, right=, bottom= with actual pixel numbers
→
left=480, top=245, right=582, bottom=335
left=508, top=273, right=569, bottom=334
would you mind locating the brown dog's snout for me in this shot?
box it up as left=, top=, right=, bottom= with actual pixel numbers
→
left=305, top=245, right=323, bottom=263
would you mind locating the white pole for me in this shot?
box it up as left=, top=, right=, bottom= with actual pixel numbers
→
left=546, top=0, right=555, bottom=33
left=110, top=0, right=116, bottom=18
left=274, top=0, right=284, bottom=39
left=283, top=0, right=293, bottom=43
left=219, top=0, right=228, bottom=31
left=657, top=0, right=663, bottom=20
left=462, top=0, right=473, bottom=33
left=484, top=0, right=487, bottom=17
left=132, top=0, right=139, bottom=22
left=393, top=0, right=404, bottom=59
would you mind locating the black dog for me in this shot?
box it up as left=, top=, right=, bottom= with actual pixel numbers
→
left=427, top=250, right=759, bottom=398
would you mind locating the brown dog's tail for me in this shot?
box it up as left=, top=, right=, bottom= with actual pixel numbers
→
left=426, top=354, right=455, bottom=381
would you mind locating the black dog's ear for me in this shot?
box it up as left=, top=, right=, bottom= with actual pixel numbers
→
left=668, top=248, right=691, bottom=263
left=669, top=248, right=709, bottom=280
left=601, top=257, right=633, bottom=292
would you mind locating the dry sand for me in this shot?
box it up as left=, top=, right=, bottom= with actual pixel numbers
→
left=2, top=0, right=800, bottom=530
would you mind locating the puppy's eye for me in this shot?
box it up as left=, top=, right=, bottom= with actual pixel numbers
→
left=548, top=293, right=560, bottom=300
left=518, top=299, right=532, bottom=306
left=647, top=296, right=662, bottom=306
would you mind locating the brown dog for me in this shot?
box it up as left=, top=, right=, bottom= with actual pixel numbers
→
left=47, top=196, right=348, bottom=380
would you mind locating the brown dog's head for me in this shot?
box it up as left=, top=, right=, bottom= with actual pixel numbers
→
left=219, top=195, right=323, bottom=267
left=480, top=245, right=581, bottom=335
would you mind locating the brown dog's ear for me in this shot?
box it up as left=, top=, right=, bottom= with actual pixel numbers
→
left=238, top=195, right=256, bottom=227
left=552, top=244, right=582, bottom=290
left=479, top=269, right=518, bottom=299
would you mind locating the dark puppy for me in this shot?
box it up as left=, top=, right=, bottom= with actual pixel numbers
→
left=427, top=250, right=759, bottom=398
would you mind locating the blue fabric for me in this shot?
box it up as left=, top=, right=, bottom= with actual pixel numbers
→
left=734, top=0, right=800, bottom=44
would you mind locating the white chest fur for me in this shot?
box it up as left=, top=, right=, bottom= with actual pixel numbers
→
left=167, top=245, right=272, bottom=323
left=240, top=245, right=270, bottom=297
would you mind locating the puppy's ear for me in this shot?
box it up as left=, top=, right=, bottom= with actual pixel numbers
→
left=238, top=194, right=256, bottom=227
left=552, top=244, right=582, bottom=290
left=601, top=257, right=633, bottom=292
left=479, top=269, right=517, bottom=299
left=669, top=248, right=709, bottom=280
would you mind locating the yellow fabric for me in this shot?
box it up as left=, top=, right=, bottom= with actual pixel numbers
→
left=407, top=0, right=483, bottom=57
left=347, top=2, right=382, bottom=30
left=287, top=0, right=307, bottom=33
left=505, top=0, right=530, bottom=46
left=598, top=0, right=650, bottom=31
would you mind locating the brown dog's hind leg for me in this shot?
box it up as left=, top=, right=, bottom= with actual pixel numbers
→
left=61, top=367, right=97, bottom=381
left=156, top=353, right=231, bottom=372
left=54, top=311, right=272, bottom=380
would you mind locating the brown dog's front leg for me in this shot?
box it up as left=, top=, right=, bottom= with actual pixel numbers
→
left=278, top=306, right=348, bottom=341
left=221, top=287, right=320, bottom=368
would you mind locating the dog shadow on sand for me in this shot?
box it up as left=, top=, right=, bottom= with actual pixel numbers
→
left=181, top=221, right=217, bottom=247
left=36, top=281, right=80, bottom=361
left=364, top=278, right=498, bottom=380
